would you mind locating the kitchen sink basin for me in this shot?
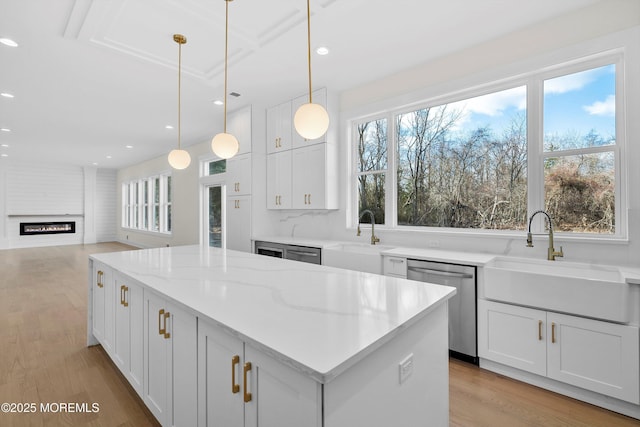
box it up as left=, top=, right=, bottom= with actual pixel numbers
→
left=483, top=257, right=631, bottom=322
left=322, top=242, right=395, bottom=274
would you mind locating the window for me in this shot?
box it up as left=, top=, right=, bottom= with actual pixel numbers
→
left=356, top=118, right=387, bottom=225
left=396, top=86, right=527, bottom=230
left=542, top=64, right=616, bottom=233
left=122, top=173, right=172, bottom=233
left=352, top=56, right=623, bottom=237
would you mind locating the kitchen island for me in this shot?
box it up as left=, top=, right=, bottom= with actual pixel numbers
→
left=87, top=245, right=456, bottom=427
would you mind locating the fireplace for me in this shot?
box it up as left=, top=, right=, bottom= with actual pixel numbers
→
left=20, top=221, right=76, bottom=236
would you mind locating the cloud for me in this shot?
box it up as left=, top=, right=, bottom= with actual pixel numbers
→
left=583, top=95, right=615, bottom=116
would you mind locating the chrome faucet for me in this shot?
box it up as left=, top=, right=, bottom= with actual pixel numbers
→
left=526, top=210, right=564, bottom=261
left=357, top=209, right=380, bottom=245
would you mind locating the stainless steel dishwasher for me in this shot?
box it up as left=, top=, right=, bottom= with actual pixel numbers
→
left=407, top=259, right=477, bottom=364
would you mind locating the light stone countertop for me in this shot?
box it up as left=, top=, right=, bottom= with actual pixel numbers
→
left=90, top=245, right=456, bottom=383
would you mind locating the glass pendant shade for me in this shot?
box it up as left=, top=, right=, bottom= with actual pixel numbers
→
left=211, top=132, right=239, bottom=159
left=294, top=102, right=330, bottom=140
left=168, top=148, right=191, bottom=169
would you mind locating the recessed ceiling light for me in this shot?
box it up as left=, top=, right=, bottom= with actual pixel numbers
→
left=1, top=154, right=8, bottom=158
left=1, top=144, right=8, bottom=148
left=1, top=93, right=14, bottom=98
left=0, top=128, right=10, bottom=132
left=316, top=46, right=329, bottom=55
left=0, top=38, right=18, bottom=47
left=165, top=125, right=174, bottom=129
left=125, top=145, right=133, bottom=149
left=106, top=155, right=112, bottom=159
left=92, top=162, right=99, bottom=166
left=213, top=100, right=224, bottom=106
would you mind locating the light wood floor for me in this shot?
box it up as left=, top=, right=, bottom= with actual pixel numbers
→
left=0, top=243, right=638, bottom=426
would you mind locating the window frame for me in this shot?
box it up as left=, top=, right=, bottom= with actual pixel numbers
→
left=349, top=51, right=626, bottom=240
left=121, top=172, right=173, bottom=235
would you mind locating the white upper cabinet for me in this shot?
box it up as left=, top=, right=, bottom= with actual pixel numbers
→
left=266, top=151, right=292, bottom=209
left=227, top=153, right=252, bottom=196
left=266, top=88, right=337, bottom=210
left=227, top=105, right=252, bottom=155
left=266, top=101, right=292, bottom=154
left=291, top=88, right=327, bottom=148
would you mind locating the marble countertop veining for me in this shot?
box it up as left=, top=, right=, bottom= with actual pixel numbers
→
left=90, top=245, right=456, bottom=383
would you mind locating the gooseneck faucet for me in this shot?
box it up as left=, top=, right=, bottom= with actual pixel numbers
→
left=357, top=209, right=380, bottom=245
left=526, top=210, right=564, bottom=261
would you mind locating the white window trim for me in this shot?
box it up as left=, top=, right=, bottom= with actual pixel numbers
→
left=121, top=172, right=172, bottom=235
left=349, top=50, right=627, bottom=240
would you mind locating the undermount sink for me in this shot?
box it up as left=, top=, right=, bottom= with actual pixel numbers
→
left=483, top=256, right=631, bottom=323
left=322, top=242, right=395, bottom=274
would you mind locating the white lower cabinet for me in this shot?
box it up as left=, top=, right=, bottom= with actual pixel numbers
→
left=382, top=256, right=407, bottom=278
left=144, top=290, right=198, bottom=427
left=198, top=319, right=321, bottom=427
left=92, top=262, right=114, bottom=355
left=478, top=299, right=640, bottom=403
left=112, top=274, right=144, bottom=397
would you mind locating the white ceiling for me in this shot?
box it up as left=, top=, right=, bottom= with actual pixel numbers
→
left=0, top=0, right=599, bottom=169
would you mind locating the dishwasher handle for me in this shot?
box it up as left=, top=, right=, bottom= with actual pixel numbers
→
left=408, top=267, right=473, bottom=279
left=287, top=250, right=319, bottom=257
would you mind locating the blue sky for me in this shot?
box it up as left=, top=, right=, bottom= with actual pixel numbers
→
left=447, top=64, right=616, bottom=143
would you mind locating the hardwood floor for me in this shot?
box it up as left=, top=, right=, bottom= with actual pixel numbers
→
left=0, top=243, right=637, bottom=426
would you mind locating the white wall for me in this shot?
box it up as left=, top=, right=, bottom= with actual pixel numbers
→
left=0, top=162, right=116, bottom=249
left=115, top=1, right=640, bottom=268
left=263, top=1, right=640, bottom=268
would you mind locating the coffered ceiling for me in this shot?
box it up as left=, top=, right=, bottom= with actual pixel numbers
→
left=0, top=0, right=598, bottom=169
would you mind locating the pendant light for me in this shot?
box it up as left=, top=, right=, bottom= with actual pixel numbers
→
left=168, top=34, right=192, bottom=170
left=293, top=0, right=329, bottom=140
left=211, top=0, right=239, bottom=159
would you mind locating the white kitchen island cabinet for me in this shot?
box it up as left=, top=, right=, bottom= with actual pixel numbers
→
left=144, top=290, right=198, bottom=427
left=88, top=245, right=455, bottom=427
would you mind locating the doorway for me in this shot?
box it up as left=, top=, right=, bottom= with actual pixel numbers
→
left=205, top=185, right=223, bottom=248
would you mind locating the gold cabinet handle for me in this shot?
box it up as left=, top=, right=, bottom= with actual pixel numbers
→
left=123, top=286, right=129, bottom=307
left=163, top=311, right=171, bottom=339
left=538, top=320, right=543, bottom=341
left=159, top=309, right=165, bottom=335
left=551, top=322, right=556, bottom=343
left=120, top=285, right=125, bottom=306
left=304, top=194, right=308, bottom=205
left=97, top=271, right=104, bottom=288
left=243, top=362, right=252, bottom=402
left=231, top=355, right=240, bottom=394
left=308, top=193, right=311, bottom=204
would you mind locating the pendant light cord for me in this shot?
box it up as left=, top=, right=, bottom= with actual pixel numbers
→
left=306, top=0, right=313, bottom=104
left=223, top=0, right=230, bottom=133
left=178, top=40, right=182, bottom=149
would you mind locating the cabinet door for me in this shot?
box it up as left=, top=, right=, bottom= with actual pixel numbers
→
left=144, top=291, right=198, bottom=427
left=226, top=195, right=251, bottom=252
left=144, top=291, right=171, bottom=425
left=266, top=151, right=292, bottom=209
left=102, top=267, right=115, bottom=356
left=227, top=105, right=252, bottom=155
left=227, top=153, right=251, bottom=196
left=477, top=300, right=546, bottom=376
left=292, top=144, right=326, bottom=209
left=169, top=300, right=198, bottom=427
left=113, top=275, right=144, bottom=397
left=198, top=320, right=244, bottom=427
left=92, top=264, right=106, bottom=342
left=266, top=101, right=291, bottom=154
left=244, top=344, right=322, bottom=427
left=291, top=88, right=327, bottom=148
left=547, top=312, right=640, bottom=403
